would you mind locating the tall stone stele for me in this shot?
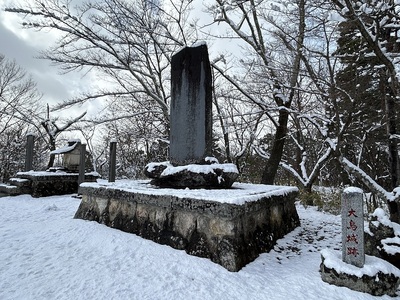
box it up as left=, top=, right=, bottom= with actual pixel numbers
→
left=144, top=43, right=239, bottom=188
left=170, top=42, right=213, bottom=165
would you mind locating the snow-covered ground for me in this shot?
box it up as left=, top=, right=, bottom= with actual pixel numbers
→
left=0, top=194, right=398, bottom=300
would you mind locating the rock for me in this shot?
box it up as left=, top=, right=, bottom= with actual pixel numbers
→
left=320, top=249, right=400, bottom=297
left=365, top=209, right=400, bottom=269
left=144, top=162, right=169, bottom=179
left=144, top=161, right=239, bottom=189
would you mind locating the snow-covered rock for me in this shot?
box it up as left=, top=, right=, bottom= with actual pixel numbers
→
left=320, top=249, right=400, bottom=296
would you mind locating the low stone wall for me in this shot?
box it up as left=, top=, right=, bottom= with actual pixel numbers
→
left=75, top=182, right=300, bottom=271
left=15, top=172, right=99, bottom=197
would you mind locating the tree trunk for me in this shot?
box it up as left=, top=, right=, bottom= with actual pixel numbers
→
left=385, top=89, right=400, bottom=222
left=47, top=138, right=56, bottom=169
left=260, top=0, right=305, bottom=185
left=261, top=108, right=289, bottom=184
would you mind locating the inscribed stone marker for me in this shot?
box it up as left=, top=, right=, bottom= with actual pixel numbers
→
left=341, top=187, right=365, bottom=267
left=170, top=43, right=212, bottom=165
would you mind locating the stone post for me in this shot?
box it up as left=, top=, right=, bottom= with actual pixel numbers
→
left=170, top=43, right=212, bottom=165
left=25, top=133, right=35, bottom=171
left=342, top=187, right=365, bottom=267
left=108, top=140, right=117, bottom=182
left=78, top=143, right=86, bottom=185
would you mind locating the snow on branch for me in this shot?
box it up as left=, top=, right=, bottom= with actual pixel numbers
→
left=340, top=157, right=400, bottom=202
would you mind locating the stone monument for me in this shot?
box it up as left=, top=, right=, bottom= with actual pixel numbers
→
left=74, top=42, right=301, bottom=272
left=145, top=42, right=238, bottom=188
left=320, top=187, right=400, bottom=296
left=170, top=42, right=212, bottom=165
left=342, top=187, right=365, bottom=267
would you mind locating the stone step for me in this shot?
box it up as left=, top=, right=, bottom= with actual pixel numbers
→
left=0, top=183, right=21, bottom=196
left=8, top=177, right=31, bottom=187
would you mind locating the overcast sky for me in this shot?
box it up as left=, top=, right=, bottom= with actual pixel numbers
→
left=0, top=2, right=98, bottom=119
left=0, top=1, right=235, bottom=120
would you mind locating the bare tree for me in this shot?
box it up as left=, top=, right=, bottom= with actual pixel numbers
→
left=0, top=54, right=44, bottom=181
left=209, top=0, right=307, bottom=184
left=6, top=0, right=197, bottom=136
left=329, top=0, right=400, bottom=222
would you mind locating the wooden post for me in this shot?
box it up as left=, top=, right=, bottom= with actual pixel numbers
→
left=109, top=140, right=117, bottom=182
left=78, top=143, right=86, bottom=185
left=25, top=134, right=35, bottom=171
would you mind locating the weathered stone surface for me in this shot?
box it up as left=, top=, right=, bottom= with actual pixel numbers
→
left=170, top=43, right=212, bottom=165
left=13, top=172, right=99, bottom=198
left=75, top=184, right=300, bottom=271
left=144, top=160, right=239, bottom=189
left=365, top=218, right=400, bottom=269
left=320, top=254, right=400, bottom=297
left=341, top=187, right=365, bottom=267
left=151, top=167, right=238, bottom=189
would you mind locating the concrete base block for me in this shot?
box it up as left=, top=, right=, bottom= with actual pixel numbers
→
left=75, top=180, right=300, bottom=271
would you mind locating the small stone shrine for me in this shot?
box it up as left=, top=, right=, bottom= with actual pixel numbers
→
left=51, top=139, right=82, bottom=172
left=320, top=187, right=400, bottom=296
left=144, top=43, right=238, bottom=188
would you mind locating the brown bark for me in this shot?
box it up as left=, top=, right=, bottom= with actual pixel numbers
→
left=261, top=108, right=289, bottom=184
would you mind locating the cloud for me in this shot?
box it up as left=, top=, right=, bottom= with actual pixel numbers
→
left=0, top=7, right=95, bottom=115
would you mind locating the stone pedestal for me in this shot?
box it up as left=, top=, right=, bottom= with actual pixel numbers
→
left=144, top=161, right=239, bottom=189
left=13, top=171, right=99, bottom=197
left=320, top=249, right=400, bottom=297
left=75, top=181, right=300, bottom=271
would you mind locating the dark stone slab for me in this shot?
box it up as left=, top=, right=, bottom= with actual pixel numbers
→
left=170, top=43, right=212, bottom=165
left=75, top=182, right=300, bottom=271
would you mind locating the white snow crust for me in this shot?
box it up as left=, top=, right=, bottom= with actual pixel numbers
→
left=343, top=187, right=364, bottom=194
left=1, top=195, right=396, bottom=299
left=321, top=249, right=400, bottom=278
left=81, top=179, right=296, bottom=205
left=369, top=208, right=400, bottom=257
left=17, top=171, right=74, bottom=176
left=160, top=163, right=238, bottom=177
left=50, top=142, right=78, bottom=155
left=191, top=40, right=207, bottom=47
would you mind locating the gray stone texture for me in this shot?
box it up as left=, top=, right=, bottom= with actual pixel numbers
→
left=342, top=189, right=365, bottom=267
left=144, top=162, right=238, bottom=189
left=75, top=185, right=300, bottom=272
left=365, top=218, right=400, bottom=269
left=108, top=141, right=117, bottom=182
left=25, top=134, right=34, bottom=171
left=170, top=44, right=212, bottom=165
left=320, top=256, right=400, bottom=297
left=4, top=172, right=99, bottom=198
